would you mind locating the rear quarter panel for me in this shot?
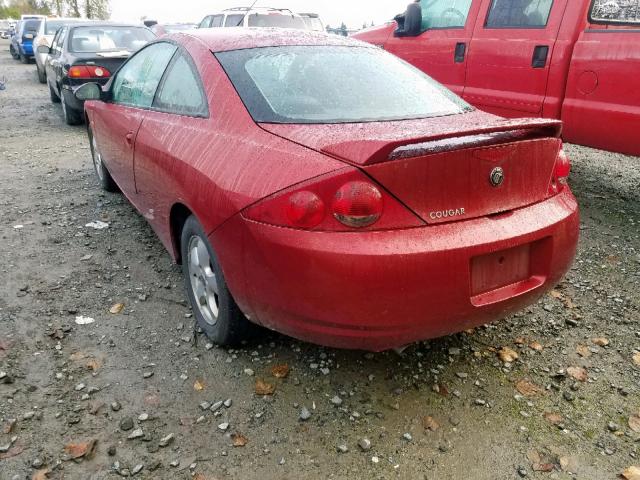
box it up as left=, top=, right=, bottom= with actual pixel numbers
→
left=131, top=35, right=347, bottom=259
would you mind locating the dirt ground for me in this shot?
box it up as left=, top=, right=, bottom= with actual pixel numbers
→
left=1, top=38, right=639, bottom=480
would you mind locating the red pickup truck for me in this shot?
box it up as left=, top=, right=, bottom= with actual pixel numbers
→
left=353, top=0, right=640, bottom=157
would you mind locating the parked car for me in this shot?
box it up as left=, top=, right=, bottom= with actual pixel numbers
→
left=75, top=29, right=579, bottom=351
left=298, top=13, right=324, bottom=31
left=0, top=20, right=13, bottom=39
left=33, top=17, right=88, bottom=83
left=151, top=23, right=197, bottom=36
left=10, top=17, right=41, bottom=63
left=353, top=0, right=640, bottom=158
left=9, top=20, right=21, bottom=59
left=42, top=22, right=155, bottom=125
left=198, top=7, right=309, bottom=29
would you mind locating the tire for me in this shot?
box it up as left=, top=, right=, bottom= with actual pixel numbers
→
left=180, top=215, right=252, bottom=346
left=61, top=94, right=82, bottom=125
left=10, top=45, right=19, bottom=60
left=37, top=65, right=46, bottom=84
left=88, top=127, right=118, bottom=192
left=19, top=52, right=29, bottom=64
left=49, top=83, right=60, bottom=103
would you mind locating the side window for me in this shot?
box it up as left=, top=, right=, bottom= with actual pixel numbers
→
left=590, top=0, right=640, bottom=25
left=485, top=0, right=554, bottom=28
left=53, top=27, right=66, bottom=55
left=199, top=16, right=211, bottom=28
left=224, top=14, right=245, bottom=27
left=112, top=42, right=177, bottom=108
left=420, top=0, right=473, bottom=29
left=211, top=15, right=224, bottom=27
left=154, top=52, right=208, bottom=116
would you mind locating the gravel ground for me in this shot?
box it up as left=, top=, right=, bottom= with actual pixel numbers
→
left=0, top=38, right=639, bottom=480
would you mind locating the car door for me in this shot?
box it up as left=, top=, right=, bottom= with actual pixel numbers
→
left=91, top=42, right=177, bottom=197
left=46, top=26, right=66, bottom=94
left=132, top=49, right=210, bottom=244
left=561, top=0, right=640, bottom=156
left=464, top=0, right=570, bottom=117
left=384, top=0, right=481, bottom=96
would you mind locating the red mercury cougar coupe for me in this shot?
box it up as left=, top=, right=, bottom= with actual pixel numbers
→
left=75, top=28, right=579, bottom=351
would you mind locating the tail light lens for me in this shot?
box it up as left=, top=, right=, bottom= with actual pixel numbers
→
left=332, top=181, right=383, bottom=228
left=549, top=145, right=571, bottom=195
left=243, top=168, right=423, bottom=231
left=68, top=65, right=111, bottom=79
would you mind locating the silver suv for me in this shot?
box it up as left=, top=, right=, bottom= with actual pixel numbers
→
left=198, top=7, right=309, bottom=30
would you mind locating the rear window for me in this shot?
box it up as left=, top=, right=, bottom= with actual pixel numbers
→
left=247, top=13, right=308, bottom=29
left=590, top=0, right=640, bottom=24
left=224, top=14, right=245, bottom=27
left=45, top=20, right=71, bottom=35
left=302, top=16, right=323, bottom=31
left=69, top=26, right=155, bottom=53
left=216, top=45, right=472, bottom=124
left=163, top=24, right=196, bottom=33
left=23, top=19, right=41, bottom=32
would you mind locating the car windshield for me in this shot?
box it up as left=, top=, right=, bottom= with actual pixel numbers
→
left=216, top=45, right=472, bottom=124
left=247, top=13, right=308, bottom=29
left=69, top=26, right=155, bottom=53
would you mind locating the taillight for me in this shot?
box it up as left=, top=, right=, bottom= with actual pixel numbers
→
left=244, top=168, right=423, bottom=231
left=549, top=145, right=571, bottom=195
left=68, top=65, right=111, bottom=79
left=332, top=181, right=383, bottom=228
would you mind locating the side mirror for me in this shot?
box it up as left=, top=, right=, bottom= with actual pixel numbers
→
left=37, top=45, right=51, bottom=54
left=74, top=82, right=102, bottom=101
left=394, top=2, right=422, bottom=37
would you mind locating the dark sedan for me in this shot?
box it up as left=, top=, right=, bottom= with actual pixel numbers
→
left=41, top=22, right=155, bottom=125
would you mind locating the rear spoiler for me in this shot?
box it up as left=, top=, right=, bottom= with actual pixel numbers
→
left=322, top=118, right=563, bottom=166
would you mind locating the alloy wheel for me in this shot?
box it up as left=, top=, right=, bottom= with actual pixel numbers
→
left=187, top=235, right=220, bottom=325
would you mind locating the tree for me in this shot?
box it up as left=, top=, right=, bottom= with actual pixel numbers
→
left=67, top=0, right=80, bottom=16
left=0, top=0, right=50, bottom=17
left=84, top=0, right=109, bottom=19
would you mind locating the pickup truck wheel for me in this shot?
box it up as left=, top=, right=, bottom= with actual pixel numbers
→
left=88, top=127, right=118, bottom=192
left=49, top=83, right=60, bottom=103
left=36, top=65, right=46, bottom=84
left=181, top=216, right=253, bottom=346
left=61, top=96, right=82, bottom=126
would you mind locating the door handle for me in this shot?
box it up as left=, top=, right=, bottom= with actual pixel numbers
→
left=454, top=42, right=466, bottom=63
left=532, top=45, right=549, bottom=68
left=125, top=131, right=134, bottom=147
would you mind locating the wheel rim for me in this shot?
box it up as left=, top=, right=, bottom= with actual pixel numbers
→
left=91, top=133, right=104, bottom=181
left=187, top=235, right=219, bottom=326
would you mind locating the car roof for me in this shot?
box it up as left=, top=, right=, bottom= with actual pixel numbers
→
left=44, top=17, right=90, bottom=23
left=68, top=22, right=150, bottom=29
left=181, top=27, right=365, bottom=52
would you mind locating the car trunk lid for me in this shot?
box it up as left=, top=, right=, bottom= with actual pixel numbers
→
left=260, top=112, right=563, bottom=223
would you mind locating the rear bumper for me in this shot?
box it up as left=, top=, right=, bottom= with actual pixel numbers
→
left=61, top=87, right=85, bottom=111
left=35, top=51, right=47, bottom=69
left=212, top=189, right=579, bottom=351
left=19, top=42, right=33, bottom=56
